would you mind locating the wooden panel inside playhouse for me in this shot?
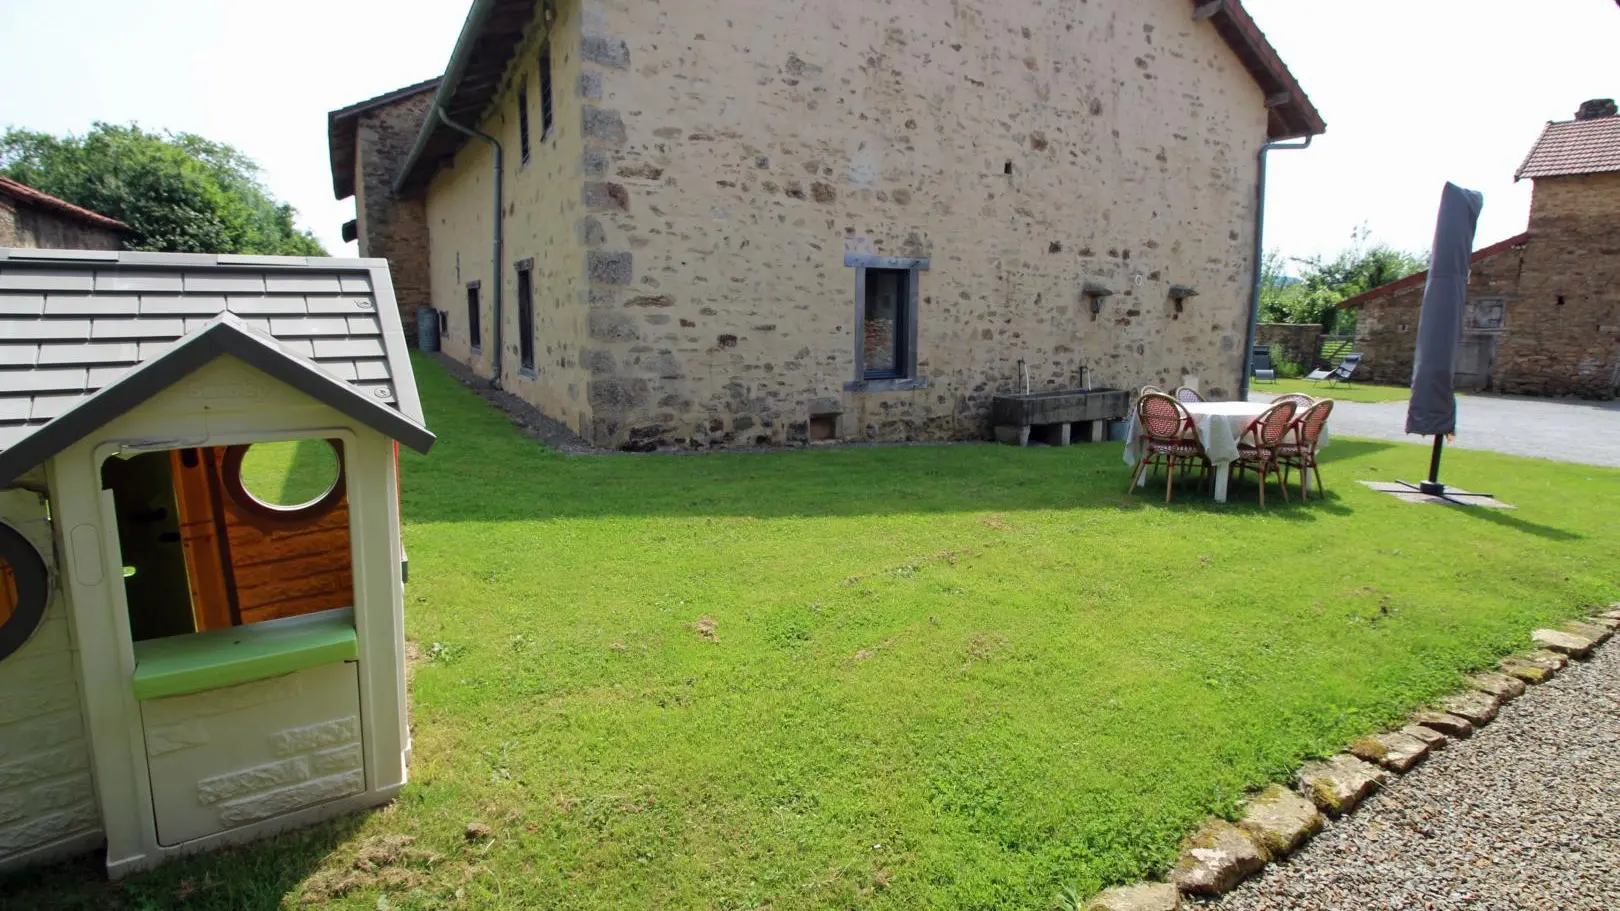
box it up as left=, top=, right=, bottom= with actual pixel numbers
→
left=103, top=443, right=354, bottom=639
left=0, top=560, right=15, bottom=626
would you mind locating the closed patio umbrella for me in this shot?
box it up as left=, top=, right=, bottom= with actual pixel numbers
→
left=1402, top=182, right=1488, bottom=501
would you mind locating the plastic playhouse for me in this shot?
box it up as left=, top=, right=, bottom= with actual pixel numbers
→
left=0, top=248, right=433, bottom=876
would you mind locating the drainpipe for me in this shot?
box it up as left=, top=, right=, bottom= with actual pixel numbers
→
left=1239, top=134, right=1313, bottom=400
left=434, top=106, right=505, bottom=388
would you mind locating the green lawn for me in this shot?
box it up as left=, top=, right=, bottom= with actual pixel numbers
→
left=1258, top=376, right=1414, bottom=403
left=8, top=355, right=1616, bottom=911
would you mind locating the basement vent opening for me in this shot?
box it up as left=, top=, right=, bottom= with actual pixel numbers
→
left=809, top=415, right=837, bottom=441
left=1003, top=160, right=1013, bottom=175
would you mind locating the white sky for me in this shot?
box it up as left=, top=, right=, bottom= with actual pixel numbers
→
left=1, top=0, right=1615, bottom=267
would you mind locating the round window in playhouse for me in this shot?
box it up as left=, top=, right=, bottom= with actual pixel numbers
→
left=222, top=439, right=347, bottom=522
left=0, top=522, right=51, bottom=664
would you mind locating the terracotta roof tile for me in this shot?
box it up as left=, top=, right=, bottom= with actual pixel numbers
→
left=0, top=177, right=130, bottom=232
left=1514, top=117, right=1620, bottom=181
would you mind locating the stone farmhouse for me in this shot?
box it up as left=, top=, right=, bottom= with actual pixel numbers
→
left=0, top=177, right=128, bottom=251
left=1339, top=99, right=1620, bottom=399
left=329, top=0, right=1324, bottom=449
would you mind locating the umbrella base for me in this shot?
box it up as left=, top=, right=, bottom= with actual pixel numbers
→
left=1395, top=478, right=1494, bottom=505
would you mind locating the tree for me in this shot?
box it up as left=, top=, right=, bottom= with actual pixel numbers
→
left=1260, top=226, right=1426, bottom=333
left=0, top=123, right=325, bottom=256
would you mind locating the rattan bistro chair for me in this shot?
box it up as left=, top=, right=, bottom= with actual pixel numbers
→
left=1232, top=400, right=1298, bottom=508
left=1173, top=386, right=1205, bottom=404
left=1279, top=399, right=1334, bottom=501
left=1128, top=392, right=1205, bottom=504
left=1273, top=392, right=1314, bottom=411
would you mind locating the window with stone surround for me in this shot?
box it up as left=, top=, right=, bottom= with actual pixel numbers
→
left=1467, top=297, right=1506, bottom=331
left=845, top=254, right=928, bottom=392
left=516, top=259, right=535, bottom=374
left=466, top=281, right=482, bottom=352
left=539, top=42, right=554, bottom=137
left=518, top=85, right=532, bottom=164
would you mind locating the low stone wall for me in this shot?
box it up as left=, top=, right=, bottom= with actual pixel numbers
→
left=1255, top=323, right=1321, bottom=371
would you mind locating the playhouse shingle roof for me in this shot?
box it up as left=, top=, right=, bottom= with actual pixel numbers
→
left=0, top=248, right=430, bottom=475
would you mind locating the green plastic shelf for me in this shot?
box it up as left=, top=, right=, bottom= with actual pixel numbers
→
left=132, top=607, right=358, bottom=701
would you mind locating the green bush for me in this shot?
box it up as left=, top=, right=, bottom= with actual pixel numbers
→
left=1270, top=344, right=1306, bottom=379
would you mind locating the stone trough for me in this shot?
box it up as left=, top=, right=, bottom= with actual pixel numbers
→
left=991, top=388, right=1130, bottom=446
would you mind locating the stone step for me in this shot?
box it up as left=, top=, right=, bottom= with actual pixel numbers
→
left=1411, top=710, right=1474, bottom=739
left=1297, top=754, right=1390, bottom=817
left=1531, top=627, right=1596, bottom=659
left=1442, top=689, right=1502, bottom=727
left=1349, top=729, right=1435, bottom=772
left=1086, top=882, right=1181, bottom=911
left=1468, top=671, right=1527, bottom=701
left=1499, top=648, right=1567, bottom=683
left=1171, top=818, right=1268, bottom=896
left=1238, top=784, right=1324, bottom=857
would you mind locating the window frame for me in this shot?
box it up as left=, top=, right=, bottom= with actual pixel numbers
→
left=517, top=83, right=532, bottom=165
left=466, top=280, right=482, bottom=352
left=845, top=254, right=929, bottom=392
left=516, top=258, right=536, bottom=375
left=539, top=41, right=555, bottom=138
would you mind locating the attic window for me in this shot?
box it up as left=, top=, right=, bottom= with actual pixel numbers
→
left=0, top=522, right=49, bottom=664
left=518, top=85, right=532, bottom=164
left=539, top=41, right=555, bottom=137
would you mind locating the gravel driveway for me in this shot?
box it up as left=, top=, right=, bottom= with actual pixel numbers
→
left=1251, top=393, right=1620, bottom=468
left=1197, top=641, right=1620, bottom=911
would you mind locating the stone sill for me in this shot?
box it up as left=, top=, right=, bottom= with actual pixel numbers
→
left=845, top=377, right=930, bottom=394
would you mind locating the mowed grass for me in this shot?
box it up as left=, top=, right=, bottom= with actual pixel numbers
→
left=7, top=355, right=1616, bottom=911
left=1258, top=376, right=1414, bottom=403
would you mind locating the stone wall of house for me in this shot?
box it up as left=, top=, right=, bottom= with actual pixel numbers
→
left=425, top=0, right=594, bottom=435
left=0, top=197, right=122, bottom=251
left=1255, top=323, right=1321, bottom=372
left=555, top=0, right=1270, bottom=449
left=1351, top=240, right=1527, bottom=387
left=354, top=93, right=435, bottom=344
left=1495, top=172, right=1620, bottom=397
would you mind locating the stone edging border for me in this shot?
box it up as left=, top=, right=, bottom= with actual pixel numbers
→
left=1082, top=605, right=1620, bottom=911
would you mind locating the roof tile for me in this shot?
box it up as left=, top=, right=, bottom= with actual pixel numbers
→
left=306, top=296, right=373, bottom=315
left=1515, top=116, right=1620, bottom=180
left=138, top=294, right=227, bottom=315
left=266, top=274, right=343, bottom=294
left=0, top=269, right=96, bottom=292
left=29, top=395, right=83, bottom=420
left=92, top=318, right=186, bottom=339
left=43, top=294, right=140, bottom=316
left=226, top=295, right=309, bottom=316
left=0, top=399, right=30, bottom=421
left=339, top=276, right=373, bottom=294
left=183, top=273, right=266, bottom=294
left=94, top=271, right=184, bottom=293
left=313, top=338, right=387, bottom=359
left=270, top=317, right=351, bottom=336
left=3, top=319, right=91, bottom=340
left=0, top=294, right=45, bottom=316
left=0, top=346, right=39, bottom=367
left=37, top=343, right=140, bottom=366
left=0, top=368, right=86, bottom=393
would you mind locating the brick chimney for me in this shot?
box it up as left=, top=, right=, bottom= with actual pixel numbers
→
left=1575, top=98, right=1617, bottom=121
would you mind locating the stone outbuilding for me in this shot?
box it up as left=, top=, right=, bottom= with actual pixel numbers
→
left=332, top=0, right=1325, bottom=449
left=1339, top=99, right=1620, bottom=398
left=0, top=177, right=129, bottom=252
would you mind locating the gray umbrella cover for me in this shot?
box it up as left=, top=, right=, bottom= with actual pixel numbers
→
left=1406, top=182, right=1484, bottom=436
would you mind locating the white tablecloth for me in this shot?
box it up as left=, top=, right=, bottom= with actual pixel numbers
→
left=1123, top=400, right=1332, bottom=470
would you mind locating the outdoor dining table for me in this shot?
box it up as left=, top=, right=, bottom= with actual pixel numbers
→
left=1122, top=399, right=1331, bottom=502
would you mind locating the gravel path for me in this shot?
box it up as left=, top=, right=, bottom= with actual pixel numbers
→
left=1251, top=392, right=1620, bottom=468
left=1198, top=642, right=1620, bottom=911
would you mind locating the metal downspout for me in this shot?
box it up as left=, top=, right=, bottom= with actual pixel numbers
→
left=1239, top=134, right=1313, bottom=400
left=434, top=106, right=505, bottom=388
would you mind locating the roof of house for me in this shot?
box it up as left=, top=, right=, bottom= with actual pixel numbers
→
left=1335, top=232, right=1530, bottom=309
left=1514, top=115, right=1620, bottom=181
left=390, top=0, right=1325, bottom=193
left=0, top=248, right=433, bottom=481
left=327, top=77, right=441, bottom=200
left=0, top=177, right=130, bottom=232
